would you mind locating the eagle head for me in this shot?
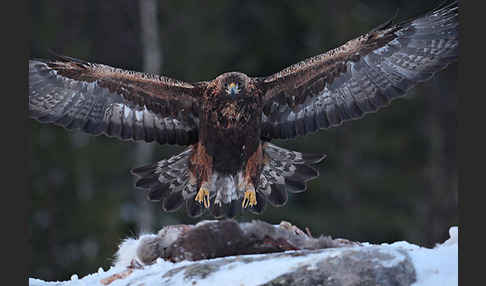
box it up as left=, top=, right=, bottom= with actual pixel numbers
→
left=215, top=72, right=250, bottom=98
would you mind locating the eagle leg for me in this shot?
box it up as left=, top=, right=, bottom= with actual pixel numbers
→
left=242, top=183, right=257, bottom=208
left=190, top=143, right=213, bottom=209
left=195, top=181, right=211, bottom=208
left=241, top=144, right=264, bottom=208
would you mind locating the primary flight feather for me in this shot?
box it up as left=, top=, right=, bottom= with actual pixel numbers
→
left=29, top=1, right=459, bottom=218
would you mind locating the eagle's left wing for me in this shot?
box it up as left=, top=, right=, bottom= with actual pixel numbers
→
left=260, top=1, right=459, bottom=140
left=30, top=56, right=207, bottom=145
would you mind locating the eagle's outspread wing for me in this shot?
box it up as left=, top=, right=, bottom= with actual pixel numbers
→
left=260, top=1, right=459, bottom=140
left=29, top=56, right=207, bottom=145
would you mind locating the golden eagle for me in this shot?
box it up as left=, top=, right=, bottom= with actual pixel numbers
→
left=29, top=2, right=459, bottom=218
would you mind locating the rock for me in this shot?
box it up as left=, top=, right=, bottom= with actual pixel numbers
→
left=28, top=222, right=458, bottom=286
left=262, top=248, right=416, bottom=286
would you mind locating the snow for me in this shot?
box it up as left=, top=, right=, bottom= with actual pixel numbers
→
left=409, top=226, right=459, bottom=286
left=165, top=251, right=341, bottom=286
left=29, top=226, right=458, bottom=286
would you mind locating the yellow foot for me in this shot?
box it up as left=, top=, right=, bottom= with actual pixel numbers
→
left=242, top=187, right=257, bottom=208
left=195, top=185, right=210, bottom=208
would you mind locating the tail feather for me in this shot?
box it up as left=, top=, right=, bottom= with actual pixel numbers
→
left=267, top=184, right=288, bottom=207
left=146, top=184, right=170, bottom=202
left=263, top=143, right=326, bottom=165
left=287, top=164, right=319, bottom=183
left=283, top=178, right=307, bottom=193
left=130, top=163, right=158, bottom=177
left=301, top=153, right=327, bottom=164
left=134, top=175, right=160, bottom=189
left=163, top=191, right=184, bottom=212
left=131, top=146, right=197, bottom=215
left=131, top=142, right=326, bottom=218
left=260, top=142, right=325, bottom=205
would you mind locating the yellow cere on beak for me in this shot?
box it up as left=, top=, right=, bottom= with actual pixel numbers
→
left=226, top=82, right=240, bottom=96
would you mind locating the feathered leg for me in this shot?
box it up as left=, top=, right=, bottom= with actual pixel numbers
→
left=189, top=143, right=213, bottom=209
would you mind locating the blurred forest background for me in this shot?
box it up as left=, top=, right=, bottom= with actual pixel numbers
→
left=29, top=0, right=459, bottom=281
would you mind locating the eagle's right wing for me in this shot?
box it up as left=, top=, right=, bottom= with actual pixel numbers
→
left=259, top=1, right=458, bottom=140
left=29, top=56, right=207, bottom=145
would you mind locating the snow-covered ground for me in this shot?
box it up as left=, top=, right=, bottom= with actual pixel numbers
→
left=29, top=226, right=458, bottom=286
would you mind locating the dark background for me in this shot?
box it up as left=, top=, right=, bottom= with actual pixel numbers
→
left=29, top=0, right=458, bottom=281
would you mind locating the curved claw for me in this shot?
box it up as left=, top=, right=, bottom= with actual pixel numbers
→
left=242, top=186, right=257, bottom=208
left=195, top=184, right=211, bottom=208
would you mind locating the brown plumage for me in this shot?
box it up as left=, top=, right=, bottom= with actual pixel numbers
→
left=29, top=1, right=459, bottom=218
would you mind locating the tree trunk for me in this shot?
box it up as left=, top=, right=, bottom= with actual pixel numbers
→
left=134, top=0, right=162, bottom=234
